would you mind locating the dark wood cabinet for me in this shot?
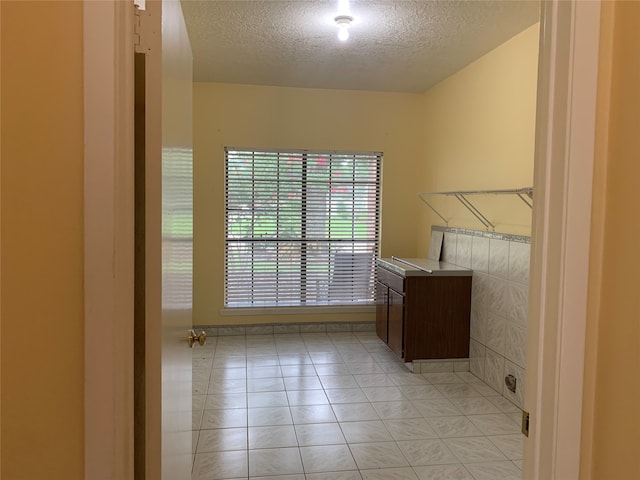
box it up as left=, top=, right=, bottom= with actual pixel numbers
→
left=387, top=288, right=404, bottom=357
left=375, top=281, right=388, bottom=343
left=375, top=264, right=472, bottom=362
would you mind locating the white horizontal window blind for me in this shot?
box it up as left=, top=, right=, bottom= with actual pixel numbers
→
left=225, top=147, right=381, bottom=307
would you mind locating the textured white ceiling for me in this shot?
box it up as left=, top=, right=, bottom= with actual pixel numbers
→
left=182, top=0, right=539, bottom=93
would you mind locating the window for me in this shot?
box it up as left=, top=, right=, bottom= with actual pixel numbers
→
left=225, top=148, right=381, bottom=307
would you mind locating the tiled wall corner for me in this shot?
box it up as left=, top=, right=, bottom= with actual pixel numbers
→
left=437, top=227, right=530, bottom=409
left=455, top=234, right=472, bottom=268
left=442, top=232, right=458, bottom=264
left=469, top=340, right=485, bottom=378
left=453, top=360, right=470, bottom=372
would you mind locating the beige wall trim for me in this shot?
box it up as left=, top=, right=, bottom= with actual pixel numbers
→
left=142, top=0, right=163, bottom=476
left=579, top=2, right=614, bottom=476
left=0, top=1, right=3, bottom=471
left=84, top=1, right=135, bottom=479
left=0, top=0, right=2, bottom=468
left=525, top=0, right=600, bottom=479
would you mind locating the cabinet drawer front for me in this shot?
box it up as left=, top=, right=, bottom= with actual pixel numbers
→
left=376, top=267, right=404, bottom=293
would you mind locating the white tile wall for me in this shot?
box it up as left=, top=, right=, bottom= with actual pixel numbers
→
left=509, top=242, right=531, bottom=285
left=488, top=239, right=510, bottom=279
left=484, top=348, right=505, bottom=395
left=442, top=232, right=458, bottom=264
left=485, top=313, right=506, bottom=356
left=486, top=276, right=509, bottom=318
left=456, top=234, right=473, bottom=269
left=471, top=236, right=490, bottom=273
left=469, top=340, right=486, bottom=379
left=469, top=308, right=487, bottom=345
left=503, top=360, right=526, bottom=407
left=505, top=322, right=527, bottom=368
left=508, top=283, right=529, bottom=326
left=438, top=228, right=530, bottom=409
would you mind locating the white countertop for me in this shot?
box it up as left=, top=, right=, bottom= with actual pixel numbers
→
left=377, top=257, right=472, bottom=277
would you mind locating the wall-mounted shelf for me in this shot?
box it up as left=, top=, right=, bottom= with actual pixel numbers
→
left=418, top=187, right=533, bottom=231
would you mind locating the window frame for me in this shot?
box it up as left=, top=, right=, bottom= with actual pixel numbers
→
left=224, top=147, right=382, bottom=309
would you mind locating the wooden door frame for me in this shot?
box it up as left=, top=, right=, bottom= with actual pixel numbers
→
left=0, top=3, right=3, bottom=472
left=82, top=1, right=602, bottom=478
left=83, top=1, right=135, bottom=479
left=525, top=1, right=601, bottom=479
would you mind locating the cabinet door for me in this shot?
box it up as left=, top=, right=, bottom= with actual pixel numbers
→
left=387, top=289, right=404, bottom=357
left=375, top=281, right=388, bottom=343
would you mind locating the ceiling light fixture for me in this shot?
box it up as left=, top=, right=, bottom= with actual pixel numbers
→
left=335, top=14, right=353, bottom=42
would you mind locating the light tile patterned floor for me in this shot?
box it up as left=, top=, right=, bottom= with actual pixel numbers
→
left=192, top=331, right=523, bottom=480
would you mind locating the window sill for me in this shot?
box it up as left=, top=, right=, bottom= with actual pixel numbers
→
left=219, top=304, right=375, bottom=316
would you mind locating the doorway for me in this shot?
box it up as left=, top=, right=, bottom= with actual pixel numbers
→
left=82, top=1, right=601, bottom=478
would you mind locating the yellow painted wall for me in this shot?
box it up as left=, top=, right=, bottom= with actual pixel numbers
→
left=419, top=23, right=539, bottom=248
left=193, top=83, right=425, bottom=325
left=581, top=2, right=640, bottom=478
left=193, top=26, right=541, bottom=326
left=1, top=2, right=84, bottom=478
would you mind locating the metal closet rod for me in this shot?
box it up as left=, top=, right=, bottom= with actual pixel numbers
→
left=418, top=187, right=534, bottom=231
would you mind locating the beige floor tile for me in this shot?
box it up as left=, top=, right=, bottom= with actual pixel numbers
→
left=248, top=406, right=292, bottom=427
left=295, top=422, right=346, bottom=446
left=383, top=418, right=438, bottom=441
left=249, top=425, right=298, bottom=449
left=249, top=447, right=304, bottom=477
left=340, top=420, right=393, bottom=443
left=192, top=450, right=247, bottom=479
left=444, top=436, right=507, bottom=463
left=192, top=331, right=523, bottom=480
left=396, top=439, right=458, bottom=466
left=248, top=391, right=289, bottom=408
left=361, top=467, right=419, bottom=479
left=413, top=464, right=474, bottom=480
left=371, top=400, right=422, bottom=420
left=464, top=460, right=521, bottom=480
left=300, top=444, right=358, bottom=473
left=349, top=441, right=409, bottom=469
left=332, top=403, right=380, bottom=422
left=196, top=427, right=247, bottom=453
left=306, top=472, right=362, bottom=480
left=286, top=389, right=329, bottom=406
left=290, top=404, right=337, bottom=424
left=426, top=416, right=483, bottom=438
left=200, top=408, right=247, bottom=429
